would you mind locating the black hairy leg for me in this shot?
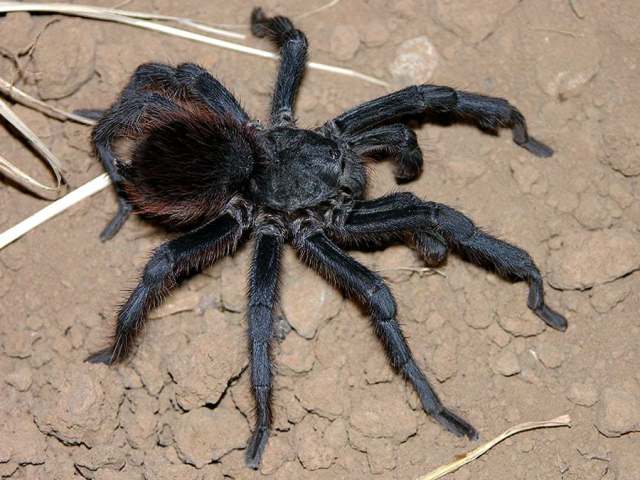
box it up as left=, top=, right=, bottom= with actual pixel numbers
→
left=245, top=228, right=283, bottom=469
left=332, top=195, right=449, bottom=267
left=80, top=62, right=250, bottom=240
left=75, top=109, right=106, bottom=121
left=338, top=193, right=567, bottom=331
left=251, top=7, right=308, bottom=125
left=87, top=212, right=245, bottom=364
left=327, top=85, right=553, bottom=158
left=346, top=123, right=423, bottom=183
left=295, top=228, right=478, bottom=440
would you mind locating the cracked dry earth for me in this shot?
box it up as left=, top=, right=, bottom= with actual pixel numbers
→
left=1, top=1, right=639, bottom=479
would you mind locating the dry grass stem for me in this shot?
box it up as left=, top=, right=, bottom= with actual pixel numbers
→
left=0, top=2, right=388, bottom=87
left=0, top=76, right=96, bottom=125
left=295, top=0, right=342, bottom=20
left=417, top=415, right=572, bottom=480
left=0, top=97, right=66, bottom=198
left=0, top=173, right=111, bottom=249
left=569, top=0, right=586, bottom=19
left=376, top=266, right=447, bottom=278
left=0, top=1, right=246, bottom=39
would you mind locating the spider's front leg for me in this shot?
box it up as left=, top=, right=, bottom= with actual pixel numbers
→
left=87, top=209, right=247, bottom=364
left=326, top=84, right=553, bottom=158
left=245, top=225, right=284, bottom=469
left=344, top=123, right=424, bottom=183
left=250, top=7, right=308, bottom=125
left=335, top=192, right=567, bottom=331
left=294, top=225, right=478, bottom=440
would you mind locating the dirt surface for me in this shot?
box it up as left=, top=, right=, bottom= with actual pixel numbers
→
left=1, top=1, right=639, bottom=479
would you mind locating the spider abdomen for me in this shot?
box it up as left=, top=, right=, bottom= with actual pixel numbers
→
left=122, top=108, right=261, bottom=227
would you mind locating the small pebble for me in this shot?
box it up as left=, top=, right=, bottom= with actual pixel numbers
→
left=361, top=19, right=389, bottom=47
left=537, top=343, right=565, bottom=369
left=330, top=25, right=361, bottom=61
left=389, top=36, right=439, bottom=86
left=567, top=382, right=599, bottom=407
left=487, top=323, right=511, bottom=348
left=494, top=351, right=521, bottom=377
left=5, top=366, right=32, bottom=392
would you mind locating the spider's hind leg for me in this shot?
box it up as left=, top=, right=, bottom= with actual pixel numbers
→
left=294, top=228, right=478, bottom=440
left=245, top=228, right=284, bottom=469
left=341, top=193, right=568, bottom=331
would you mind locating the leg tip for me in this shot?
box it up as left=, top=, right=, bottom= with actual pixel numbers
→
left=250, top=7, right=267, bottom=37
left=85, top=348, right=115, bottom=365
left=434, top=408, right=479, bottom=441
left=394, top=147, right=423, bottom=184
left=99, top=201, right=132, bottom=241
left=73, top=109, right=105, bottom=121
left=535, top=305, right=568, bottom=332
left=518, top=136, right=554, bottom=158
left=244, top=428, right=269, bottom=470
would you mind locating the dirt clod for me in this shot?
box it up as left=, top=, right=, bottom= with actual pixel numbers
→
left=493, top=350, right=521, bottom=376
left=595, top=387, right=640, bottom=437
left=33, top=18, right=96, bottom=100
left=329, top=25, right=361, bottom=61
left=568, top=382, right=599, bottom=407
left=174, top=398, right=249, bottom=468
left=5, top=364, right=33, bottom=391
left=167, top=328, right=247, bottom=410
left=548, top=229, right=640, bottom=290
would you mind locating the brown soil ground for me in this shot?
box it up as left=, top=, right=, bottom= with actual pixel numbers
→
left=1, top=1, right=639, bottom=479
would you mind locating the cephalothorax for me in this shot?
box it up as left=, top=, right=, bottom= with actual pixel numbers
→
left=80, top=8, right=567, bottom=469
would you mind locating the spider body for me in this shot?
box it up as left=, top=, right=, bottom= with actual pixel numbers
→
left=251, top=127, right=359, bottom=213
left=79, top=7, right=567, bottom=469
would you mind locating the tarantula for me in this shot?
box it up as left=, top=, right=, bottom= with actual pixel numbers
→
left=78, top=8, right=567, bottom=468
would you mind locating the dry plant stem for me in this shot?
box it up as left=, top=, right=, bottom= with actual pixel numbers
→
left=0, top=2, right=389, bottom=87
left=0, top=77, right=95, bottom=125
left=376, top=266, right=446, bottom=278
left=417, top=415, right=572, bottom=480
left=0, top=98, right=66, bottom=198
left=295, top=0, right=342, bottom=20
left=0, top=152, right=60, bottom=197
left=0, top=1, right=245, bottom=39
left=569, top=0, right=585, bottom=19
left=0, top=173, right=111, bottom=250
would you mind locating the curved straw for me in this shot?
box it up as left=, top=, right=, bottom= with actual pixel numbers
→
left=418, top=415, right=572, bottom=480
left=0, top=77, right=95, bottom=125
left=0, top=98, right=66, bottom=198
left=0, top=1, right=246, bottom=39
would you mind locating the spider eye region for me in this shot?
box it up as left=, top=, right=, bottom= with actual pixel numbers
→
left=252, top=127, right=348, bottom=212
